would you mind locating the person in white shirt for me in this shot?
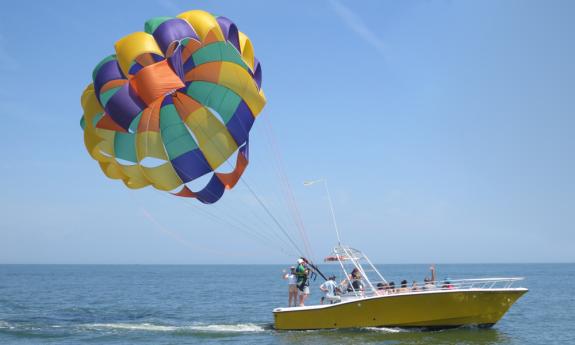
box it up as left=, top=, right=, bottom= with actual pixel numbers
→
left=320, top=275, right=341, bottom=304
left=282, top=266, right=298, bottom=307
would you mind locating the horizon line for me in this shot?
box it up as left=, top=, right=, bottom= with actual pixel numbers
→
left=0, top=262, right=573, bottom=265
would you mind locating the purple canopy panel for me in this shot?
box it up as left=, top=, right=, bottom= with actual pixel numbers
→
left=183, top=55, right=195, bottom=74
left=253, top=57, right=262, bottom=89
left=128, top=63, right=145, bottom=75
left=153, top=18, right=198, bottom=54
left=104, top=83, right=146, bottom=130
left=162, top=95, right=173, bottom=106
left=94, top=60, right=125, bottom=99
left=226, top=101, right=254, bottom=146
left=171, top=149, right=213, bottom=183
left=167, top=44, right=185, bottom=81
left=193, top=174, right=226, bottom=204
left=216, top=16, right=240, bottom=51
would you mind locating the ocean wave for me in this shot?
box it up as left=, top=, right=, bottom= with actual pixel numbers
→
left=0, top=320, right=15, bottom=330
left=81, top=322, right=266, bottom=333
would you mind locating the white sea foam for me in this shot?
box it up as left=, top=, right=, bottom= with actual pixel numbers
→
left=0, top=321, right=15, bottom=330
left=362, top=326, right=404, bottom=333
left=84, top=323, right=178, bottom=332
left=82, top=322, right=266, bottom=333
left=186, top=323, right=265, bottom=333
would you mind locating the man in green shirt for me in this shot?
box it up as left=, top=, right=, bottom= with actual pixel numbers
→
left=295, top=258, right=310, bottom=306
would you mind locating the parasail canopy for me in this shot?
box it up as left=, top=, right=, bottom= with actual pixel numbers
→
left=80, top=10, right=266, bottom=204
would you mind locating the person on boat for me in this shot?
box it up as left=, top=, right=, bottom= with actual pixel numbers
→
left=282, top=266, right=298, bottom=307
left=351, top=277, right=364, bottom=293
left=388, top=281, right=396, bottom=293
left=376, top=282, right=388, bottom=295
left=351, top=276, right=365, bottom=296
left=351, top=268, right=361, bottom=279
left=423, top=265, right=437, bottom=290
left=320, top=275, right=341, bottom=304
left=349, top=268, right=365, bottom=294
left=411, top=280, right=419, bottom=291
left=340, top=274, right=353, bottom=293
left=442, top=277, right=455, bottom=290
left=397, top=280, right=410, bottom=293
left=340, top=268, right=357, bottom=292
left=338, top=268, right=363, bottom=295
left=295, top=258, right=310, bottom=306
left=430, top=264, right=437, bottom=282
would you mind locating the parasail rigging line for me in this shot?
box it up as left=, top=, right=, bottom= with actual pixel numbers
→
left=136, top=93, right=299, bottom=258
left=264, top=116, right=314, bottom=260
left=160, top=103, right=304, bottom=257
left=131, top=48, right=305, bottom=259
left=130, top=193, right=256, bottom=257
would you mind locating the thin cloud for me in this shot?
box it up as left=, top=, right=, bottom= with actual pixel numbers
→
left=330, top=0, right=387, bottom=57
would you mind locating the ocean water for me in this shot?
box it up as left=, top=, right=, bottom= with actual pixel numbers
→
left=0, top=264, right=573, bottom=344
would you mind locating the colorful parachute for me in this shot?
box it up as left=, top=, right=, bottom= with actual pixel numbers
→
left=80, top=10, right=266, bottom=204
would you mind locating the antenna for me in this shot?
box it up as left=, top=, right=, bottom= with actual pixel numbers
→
left=304, top=179, right=342, bottom=245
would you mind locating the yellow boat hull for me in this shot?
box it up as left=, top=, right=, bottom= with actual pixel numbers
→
left=273, top=288, right=527, bottom=330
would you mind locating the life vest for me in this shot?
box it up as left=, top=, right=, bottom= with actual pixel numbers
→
left=295, top=264, right=309, bottom=290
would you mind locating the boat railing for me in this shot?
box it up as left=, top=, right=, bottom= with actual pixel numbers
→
left=328, top=246, right=525, bottom=299
left=358, top=277, right=525, bottom=298
left=446, top=277, right=524, bottom=289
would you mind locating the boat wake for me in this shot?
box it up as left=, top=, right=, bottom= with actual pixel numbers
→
left=186, top=323, right=268, bottom=333
left=83, top=323, right=178, bottom=332
left=0, top=321, right=14, bottom=330
left=82, top=322, right=267, bottom=333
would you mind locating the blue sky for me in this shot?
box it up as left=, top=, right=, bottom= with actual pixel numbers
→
left=0, top=0, right=573, bottom=264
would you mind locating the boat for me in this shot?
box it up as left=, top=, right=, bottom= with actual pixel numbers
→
left=273, top=245, right=527, bottom=330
